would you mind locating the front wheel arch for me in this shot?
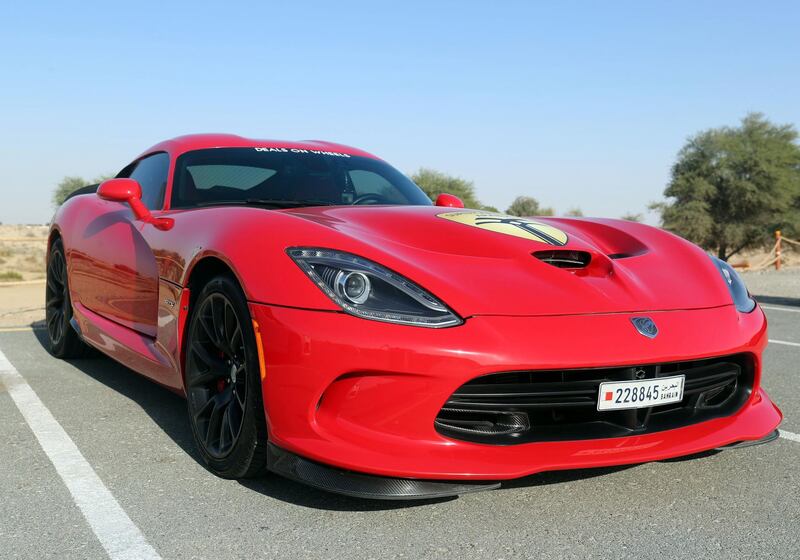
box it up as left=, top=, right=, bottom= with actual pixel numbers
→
left=181, top=256, right=242, bottom=383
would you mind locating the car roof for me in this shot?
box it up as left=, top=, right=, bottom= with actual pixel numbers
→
left=138, top=134, right=381, bottom=161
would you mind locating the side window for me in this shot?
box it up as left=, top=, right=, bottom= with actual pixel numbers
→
left=125, top=153, right=170, bottom=210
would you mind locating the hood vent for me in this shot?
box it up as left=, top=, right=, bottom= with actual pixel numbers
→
left=533, top=250, right=591, bottom=269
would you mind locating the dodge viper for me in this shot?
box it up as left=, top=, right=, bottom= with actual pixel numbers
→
left=46, top=134, right=782, bottom=499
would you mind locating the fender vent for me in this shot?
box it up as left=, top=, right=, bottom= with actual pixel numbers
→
left=533, top=250, right=591, bottom=269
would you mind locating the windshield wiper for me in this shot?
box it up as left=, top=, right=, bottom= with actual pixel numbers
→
left=193, top=199, right=339, bottom=209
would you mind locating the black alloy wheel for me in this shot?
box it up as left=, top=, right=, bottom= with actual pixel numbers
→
left=45, top=244, right=67, bottom=345
left=45, top=238, right=90, bottom=358
left=185, top=275, right=267, bottom=478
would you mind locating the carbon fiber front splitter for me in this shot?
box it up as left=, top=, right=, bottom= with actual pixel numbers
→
left=266, top=443, right=500, bottom=500
left=716, top=428, right=780, bottom=449
left=268, top=429, right=781, bottom=500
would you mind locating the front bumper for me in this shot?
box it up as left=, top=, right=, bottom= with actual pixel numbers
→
left=251, top=303, right=782, bottom=482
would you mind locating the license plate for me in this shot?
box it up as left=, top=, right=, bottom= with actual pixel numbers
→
left=597, top=375, right=685, bottom=411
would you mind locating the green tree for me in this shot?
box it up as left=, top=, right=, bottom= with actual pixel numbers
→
left=620, top=212, right=643, bottom=222
left=52, top=174, right=113, bottom=208
left=52, top=176, right=88, bottom=208
left=506, top=195, right=554, bottom=217
left=652, top=113, right=800, bottom=260
left=410, top=168, right=494, bottom=210
left=564, top=207, right=584, bottom=217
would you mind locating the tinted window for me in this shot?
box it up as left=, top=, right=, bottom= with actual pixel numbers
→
left=171, top=148, right=431, bottom=208
left=348, top=170, right=407, bottom=203
left=125, top=152, right=169, bottom=210
left=188, top=165, right=276, bottom=190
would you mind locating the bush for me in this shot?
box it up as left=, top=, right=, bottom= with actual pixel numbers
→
left=0, top=271, right=23, bottom=282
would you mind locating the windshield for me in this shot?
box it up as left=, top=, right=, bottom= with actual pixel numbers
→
left=170, top=147, right=432, bottom=209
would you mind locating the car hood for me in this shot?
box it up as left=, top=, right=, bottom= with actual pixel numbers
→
left=280, top=205, right=733, bottom=317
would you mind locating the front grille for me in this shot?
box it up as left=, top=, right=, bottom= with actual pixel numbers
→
left=435, top=355, right=753, bottom=444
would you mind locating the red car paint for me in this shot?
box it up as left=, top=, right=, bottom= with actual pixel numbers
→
left=50, top=134, right=781, bottom=481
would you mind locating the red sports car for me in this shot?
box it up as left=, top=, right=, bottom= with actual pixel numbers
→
left=47, top=134, right=781, bottom=499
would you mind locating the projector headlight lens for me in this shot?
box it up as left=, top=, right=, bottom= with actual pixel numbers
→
left=337, top=271, right=371, bottom=304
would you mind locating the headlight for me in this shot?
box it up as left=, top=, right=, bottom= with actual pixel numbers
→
left=287, top=248, right=463, bottom=328
left=710, top=256, right=756, bottom=313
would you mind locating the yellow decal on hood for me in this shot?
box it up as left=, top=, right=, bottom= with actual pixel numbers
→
left=438, top=211, right=568, bottom=246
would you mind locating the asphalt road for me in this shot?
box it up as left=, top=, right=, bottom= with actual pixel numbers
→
left=1, top=302, right=799, bottom=560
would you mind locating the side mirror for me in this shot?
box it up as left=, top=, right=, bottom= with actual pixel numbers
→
left=97, top=178, right=173, bottom=231
left=435, top=193, right=465, bottom=208
left=97, top=178, right=142, bottom=203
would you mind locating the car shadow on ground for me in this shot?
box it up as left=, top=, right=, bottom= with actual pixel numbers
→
left=32, top=328, right=701, bottom=511
left=754, top=294, right=800, bottom=308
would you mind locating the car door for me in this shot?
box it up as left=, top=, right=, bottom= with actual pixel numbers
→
left=70, top=153, right=168, bottom=338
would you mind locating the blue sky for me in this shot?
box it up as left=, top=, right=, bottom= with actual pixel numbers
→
left=1, top=1, right=799, bottom=224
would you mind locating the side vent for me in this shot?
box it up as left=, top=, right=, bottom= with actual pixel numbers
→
left=533, top=250, right=591, bottom=269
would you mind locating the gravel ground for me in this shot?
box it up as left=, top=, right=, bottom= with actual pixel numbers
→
left=0, top=225, right=49, bottom=282
left=0, top=282, right=45, bottom=329
left=741, top=267, right=800, bottom=301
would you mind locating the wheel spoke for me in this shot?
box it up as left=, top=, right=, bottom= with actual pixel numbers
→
left=219, top=406, right=234, bottom=451
left=218, top=407, right=229, bottom=451
left=51, top=255, right=64, bottom=284
left=189, top=339, right=226, bottom=373
left=207, top=389, right=234, bottom=449
left=53, top=314, right=63, bottom=342
left=228, top=392, right=243, bottom=427
left=211, top=297, right=225, bottom=345
left=49, top=259, right=59, bottom=284
left=48, top=312, right=60, bottom=342
left=234, top=366, right=247, bottom=408
left=198, top=312, right=218, bottom=345
left=46, top=273, right=60, bottom=294
left=223, top=302, right=236, bottom=346
left=204, top=397, right=223, bottom=448
left=218, top=385, right=234, bottom=407
left=188, top=367, right=226, bottom=389
left=192, top=391, right=215, bottom=421
left=225, top=404, right=238, bottom=440
left=230, top=325, right=243, bottom=359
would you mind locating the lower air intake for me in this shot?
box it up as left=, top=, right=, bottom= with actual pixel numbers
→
left=435, top=354, right=753, bottom=444
left=434, top=409, right=530, bottom=436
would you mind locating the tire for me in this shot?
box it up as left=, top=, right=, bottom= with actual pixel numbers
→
left=184, top=275, right=268, bottom=478
left=45, top=238, right=92, bottom=359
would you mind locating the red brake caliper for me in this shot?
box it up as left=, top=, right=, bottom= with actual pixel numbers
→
left=216, top=350, right=227, bottom=392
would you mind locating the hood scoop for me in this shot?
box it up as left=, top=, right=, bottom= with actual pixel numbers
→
left=533, top=250, right=592, bottom=269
